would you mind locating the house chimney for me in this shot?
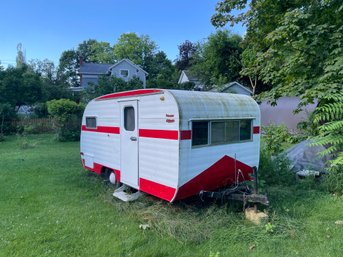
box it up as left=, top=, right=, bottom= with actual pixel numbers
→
left=79, top=56, right=83, bottom=65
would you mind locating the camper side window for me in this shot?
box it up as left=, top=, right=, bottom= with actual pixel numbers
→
left=240, top=119, right=252, bottom=141
left=124, top=106, right=135, bottom=131
left=192, top=121, right=209, bottom=146
left=86, top=117, right=97, bottom=129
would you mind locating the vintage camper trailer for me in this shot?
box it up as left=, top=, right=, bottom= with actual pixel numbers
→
left=80, top=89, right=261, bottom=202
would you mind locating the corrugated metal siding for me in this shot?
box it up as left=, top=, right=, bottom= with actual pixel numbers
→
left=169, top=90, right=261, bottom=188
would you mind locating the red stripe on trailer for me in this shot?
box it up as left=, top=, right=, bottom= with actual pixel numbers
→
left=174, top=155, right=253, bottom=201
left=82, top=160, right=121, bottom=182
left=253, top=126, right=260, bottom=134
left=82, top=125, right=120, bottom=134
left=180, top=130, right=191, bottom=140
left=96, top=89, right=163, bottom=101
left=139, top=129, right=179, bottom=140
left=139, top=178, right=176, bottom=202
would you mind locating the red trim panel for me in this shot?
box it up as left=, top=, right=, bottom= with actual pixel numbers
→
left=139, top=129, right=179, bottom=140
left=174, top=155, right=253, bottom=201
left=180, top=130, right=192, bottom=140
left=82, top=125, right=120, bottom=134
left=253, top=126, right=260, bottom=134
left=82, top=160, right=121, bottom=182
left=139, top=178, right=176, bottom=202
left=96, top=89, right=163, bottom=101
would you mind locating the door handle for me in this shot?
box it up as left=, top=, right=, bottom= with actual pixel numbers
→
left=130, top=136, right=137, bottom=141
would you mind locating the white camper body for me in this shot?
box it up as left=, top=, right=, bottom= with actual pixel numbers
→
left=80, top=89, right=261, bottom=202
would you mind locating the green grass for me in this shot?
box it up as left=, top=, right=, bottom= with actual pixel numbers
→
left=1, top=134, right=343, bottom=257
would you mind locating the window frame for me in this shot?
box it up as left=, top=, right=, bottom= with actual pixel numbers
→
left=191, top=121, right=210, bottom=147
left=123, top=106, right=135, bottom=131
left=191, top=118, right=253, bottom=148
left=85, top=116, right=97, bottom=129
left=120, top=69, right=129, bottom=78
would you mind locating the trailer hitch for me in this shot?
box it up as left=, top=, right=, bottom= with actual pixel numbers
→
left=199, top=166, right=269, bottom=208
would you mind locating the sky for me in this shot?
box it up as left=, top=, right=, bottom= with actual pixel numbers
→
left=0, top=0, right=245, bottom=67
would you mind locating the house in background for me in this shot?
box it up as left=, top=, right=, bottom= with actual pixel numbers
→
left=220, top=82, right=252, bottom=96
left=178, top=70, right=204, bottom=90
left=178, top=70, right=252, bottom=95
left=77, top=58, right=148, bottom=90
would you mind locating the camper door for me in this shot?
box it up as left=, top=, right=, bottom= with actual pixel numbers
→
left=120, top=100, right=139, bottom=188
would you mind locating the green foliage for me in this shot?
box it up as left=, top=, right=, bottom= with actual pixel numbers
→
left=0, top=103, right=16, bottom=135
left=82, top=76, right=143, bottom=102
left=47, top=99, right=84, bottom=141
left=262, top=124, right=291, bottom=155
left=190, top=30, right=243, bottom=88
left=113, top=32, right=157, bottom=68
left=259, top=146, right=295, bottom=186
left=322, top=168, right=343, bottom=195
left=78, top=39, right=115, bottom=63
left=145, top=51, right=178, bottom=88
left=311, top=93, right=343, bottom=170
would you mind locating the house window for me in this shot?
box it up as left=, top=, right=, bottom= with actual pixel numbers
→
left=192, top=119, right=253, bottom=147
left=86, top=117, right=97, bottom=129
left=120, top=69, right=129, bottom=78
left=192, top=121, right=209, bottom=146
left=124, top=106, right=135, bottom=131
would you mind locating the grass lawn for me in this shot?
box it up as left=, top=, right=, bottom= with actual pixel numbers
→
left=1, top=134, right=343, bottom=257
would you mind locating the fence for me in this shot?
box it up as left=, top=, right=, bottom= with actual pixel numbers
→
left=12, top=118, right=55, bottom=134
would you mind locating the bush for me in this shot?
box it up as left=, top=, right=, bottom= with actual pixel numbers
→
left=0, top=103, right=17, bottom=136
left=262, top=124, right=292, bottom=155
left=259, top=146, right=295, bottom=186
left=47, top=99, right=84, bottom=141
left=322, top=168, right=343, bottom=195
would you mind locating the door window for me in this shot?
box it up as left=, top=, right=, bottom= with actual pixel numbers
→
left=124, top=106, right=135, bottom=131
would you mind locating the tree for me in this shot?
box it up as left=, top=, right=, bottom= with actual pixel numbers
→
left=190, top=30, right=243, bottom=88
left=82, top=76, right=143, bottom=103
left=113, top=33, right=157, bottom=69
left=145, top=51, right=177, bottom=88
left=78, top=39, right=115, bottom=63
left=0, top=65, right=42, bottom=111
left=16, top=43, right=25, bottom=68
left=57, top=50, right=79, bottom=87
left=175, top=40, right=198, bottom=71
left=212, top=0, right=343, bottom=168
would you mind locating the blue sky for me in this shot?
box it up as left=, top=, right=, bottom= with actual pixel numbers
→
left=0, top=0, right=245, bottom=67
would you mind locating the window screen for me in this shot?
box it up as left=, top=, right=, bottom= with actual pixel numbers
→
left=192, top=121, right=209, bottom=146
left=85, top=117, right=96, bottom=129
left=124, top=106, right=135, bottom=131
left=225, top=120, right=240, bottom=142
left=240, top=120, right=252, bottom=141
left=211, top=122, right=225, bottom=144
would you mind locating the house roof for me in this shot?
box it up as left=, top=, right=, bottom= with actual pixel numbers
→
left=108, top=59, right=148, bottom=75
left=178, top=70, right=202, bottom=86
left=221, top=82, right=252, bottom=95
left=79, top=63, right=112, bottom=75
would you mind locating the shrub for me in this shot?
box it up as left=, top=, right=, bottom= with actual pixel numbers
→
left=259, top=146, right=295, bottom=186
left=262, top=124, right=291, bottom=155
left=47, top=99, right=84, bottom=141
